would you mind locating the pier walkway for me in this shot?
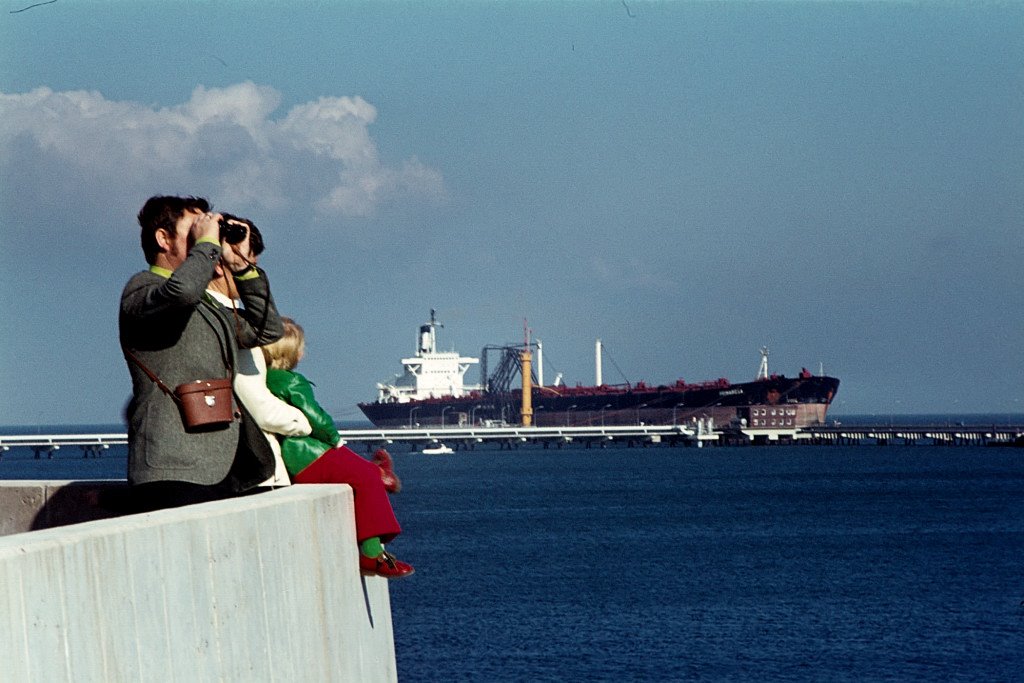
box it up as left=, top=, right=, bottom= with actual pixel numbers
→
left=0, top=433, right=127, bottom=458
left=335, top=423, right=714, bottom=450
left=799, top=423, right=1024, bottom=447
left=2, top=421, right=1022, bottom=454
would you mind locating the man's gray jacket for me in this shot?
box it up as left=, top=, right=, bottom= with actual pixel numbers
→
left=119, top=240, right=284, bottom=489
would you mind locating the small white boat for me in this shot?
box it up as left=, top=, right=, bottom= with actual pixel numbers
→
left=421, top=444, right=454, bottom=455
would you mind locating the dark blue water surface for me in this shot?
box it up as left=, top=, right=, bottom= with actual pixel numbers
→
left=385, top=446, right=1024, bottom=682
left=3, top=441, right=1024, bottom=681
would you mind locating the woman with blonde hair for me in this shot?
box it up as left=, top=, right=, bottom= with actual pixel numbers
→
left=262, top=317, right=413, bottom=578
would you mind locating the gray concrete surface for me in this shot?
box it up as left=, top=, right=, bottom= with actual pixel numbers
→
left=0, top=483, right=396, bottom=682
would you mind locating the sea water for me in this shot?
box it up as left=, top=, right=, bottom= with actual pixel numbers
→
left=3, top=438, right=1023, bottom=681
left=385, top=445, right=1024, bottom=682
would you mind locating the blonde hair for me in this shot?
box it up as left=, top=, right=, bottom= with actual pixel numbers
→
left=262, top=317, right=305, bottom=370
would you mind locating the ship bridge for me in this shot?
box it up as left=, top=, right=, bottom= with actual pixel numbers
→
left=375, top=310, right=482, bottom=403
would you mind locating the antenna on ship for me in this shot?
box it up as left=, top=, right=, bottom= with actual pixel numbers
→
left=757, top=346, right=770, bottom=380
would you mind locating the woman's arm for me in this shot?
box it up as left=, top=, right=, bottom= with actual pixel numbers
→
left=235, top=349, right=312, bottom=436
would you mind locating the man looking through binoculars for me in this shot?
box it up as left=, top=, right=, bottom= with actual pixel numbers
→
left=119, top=195, right=284, bottom=510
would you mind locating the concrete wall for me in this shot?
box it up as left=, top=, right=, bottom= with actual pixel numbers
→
left=0, top=483, right=396, bottom=682
left=0, top=480, right=131, bottom=535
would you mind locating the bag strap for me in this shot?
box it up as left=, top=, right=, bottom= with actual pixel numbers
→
left=126, top=272, right=243, bottom=398
left=124, top=348, right=180, bottom=403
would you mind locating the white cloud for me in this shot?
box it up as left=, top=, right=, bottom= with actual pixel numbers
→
left=0, top=82, right=445, bottom=221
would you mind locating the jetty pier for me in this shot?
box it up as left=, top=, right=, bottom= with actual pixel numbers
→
left=799, top=423, right=1024, bottom=447
left=340, top=422, right=1023, bottom=449
left=336, top=422, right=716, bottom=450
left=3, top=421, right=1023, bottom=455
left=0, top=433, right=127, bottom=459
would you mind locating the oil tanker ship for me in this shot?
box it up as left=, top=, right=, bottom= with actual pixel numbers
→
left=358, top=311, right=839, bottom=431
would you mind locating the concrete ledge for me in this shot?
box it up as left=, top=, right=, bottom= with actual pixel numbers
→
left=0, top=484, right=396, bottom=682
left=0, top=480, right=130, bottom=536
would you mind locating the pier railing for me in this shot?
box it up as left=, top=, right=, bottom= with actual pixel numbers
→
left=799, top=423, right=1024, bottom=446
left=0, top=425, right=705, bottom=454
left=0, top=433, right=127, bottom=458
left=2, top=421, right=1022, bottom=452
left=335, top=423, right=708, bottom=449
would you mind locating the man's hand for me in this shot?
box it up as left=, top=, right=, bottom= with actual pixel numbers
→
left=219, top=218, right=253, bottom=273
left=190, top=211, right=221, bottom=243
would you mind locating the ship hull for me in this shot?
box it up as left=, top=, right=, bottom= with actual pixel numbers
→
left=358, top=376, right=840, bottom=429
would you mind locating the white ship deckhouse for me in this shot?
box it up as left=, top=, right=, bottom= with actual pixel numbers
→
left=375, top=310, right=482, bottom=403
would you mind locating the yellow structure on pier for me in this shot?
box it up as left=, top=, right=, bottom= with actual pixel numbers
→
left=520, top=346, right=533, bottom=426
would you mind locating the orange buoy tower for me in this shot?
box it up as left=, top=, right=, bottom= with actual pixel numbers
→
left=520, top=321, right=533, bottom=426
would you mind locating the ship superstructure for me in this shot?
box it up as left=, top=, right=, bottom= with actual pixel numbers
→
left=373, top=310, right=483, bottom=404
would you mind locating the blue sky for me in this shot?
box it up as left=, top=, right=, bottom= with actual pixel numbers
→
left=1, top=1, right=1022, bottom=426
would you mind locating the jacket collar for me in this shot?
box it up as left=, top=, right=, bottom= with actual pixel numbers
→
left=205, top=289, right=241, bottom=308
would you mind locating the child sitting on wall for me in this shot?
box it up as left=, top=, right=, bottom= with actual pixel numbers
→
left=262, top=317, right=413, bottom=578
